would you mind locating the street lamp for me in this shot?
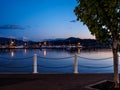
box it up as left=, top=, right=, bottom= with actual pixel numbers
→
left=77, top=42, right=80, bottom=46
left=10, top=41, right=14, bottom=46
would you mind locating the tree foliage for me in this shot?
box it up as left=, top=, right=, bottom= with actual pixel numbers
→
left=74, top=0, right=120, bottom=88
left=74, top=0, right=120, bottom=43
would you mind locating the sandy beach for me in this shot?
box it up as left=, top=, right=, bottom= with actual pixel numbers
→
left=0, top=73, right=114, bottom=90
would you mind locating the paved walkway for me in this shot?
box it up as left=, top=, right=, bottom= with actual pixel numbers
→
left=0, top=73, right=114, bottom=90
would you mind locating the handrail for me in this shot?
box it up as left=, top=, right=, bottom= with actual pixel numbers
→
left=0, top=56, right=33, bottom=60
left=78, top=65, right=113, bottom=68
left=38, top=64, right=73, bottom=68
left=37, top=55, right=74, bottom=60
left=0, top=65, right=33, bottom=68
left=0, top=54, right=117, bottom=73
left=77, top=55, right=113, bottom=61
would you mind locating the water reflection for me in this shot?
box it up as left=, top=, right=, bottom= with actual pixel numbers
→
left=24, top=49, right=27, bottom=54
left=0, top=48, right=116, bottom=73
left=44, top=49, right=47, bottom=56
left=77, top=48, right=81, bottom=54
left=0, top=48, right=113, bottom=57
left=10, top=50, right=14, bottom=57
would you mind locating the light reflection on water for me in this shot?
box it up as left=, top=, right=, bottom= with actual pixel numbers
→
left=44, top=49, right=47, bottom=56
left=24, top=49, right=27, bottom=54
left=0, top=48, right=118, bottom=73
left=10, top=50, right=14, bottom=57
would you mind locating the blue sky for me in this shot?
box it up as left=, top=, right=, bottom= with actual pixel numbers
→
left=0, top=0, right=94, bottom=41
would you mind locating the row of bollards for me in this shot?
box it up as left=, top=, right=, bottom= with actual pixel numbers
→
left=74, top=54, right=78, bottom=74
left=33, top=54, right=78, bottom=74
left=33, top=54, right=38, bottom=73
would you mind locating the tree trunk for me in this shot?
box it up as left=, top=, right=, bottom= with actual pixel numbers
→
left=112, top=39, right=119, bottom=88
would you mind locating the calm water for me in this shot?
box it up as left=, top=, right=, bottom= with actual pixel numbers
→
left=0, top=48, right=119, bottom=73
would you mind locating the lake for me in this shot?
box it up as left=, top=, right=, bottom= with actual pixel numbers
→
left=0, top=48, right=119, bottom=73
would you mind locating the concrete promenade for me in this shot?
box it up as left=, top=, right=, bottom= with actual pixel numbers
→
left=0, top=73, right=114, bottom=90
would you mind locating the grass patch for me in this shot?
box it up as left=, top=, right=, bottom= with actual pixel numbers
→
left=89, top=80, right=120, bottom=90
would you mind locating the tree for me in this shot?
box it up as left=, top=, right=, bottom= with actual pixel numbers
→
left=74, top=0, right=120, bottom=88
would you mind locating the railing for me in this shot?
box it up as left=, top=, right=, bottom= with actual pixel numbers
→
left=0, top=54, right=114, bottom=74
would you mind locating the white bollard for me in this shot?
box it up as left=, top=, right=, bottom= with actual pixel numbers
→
left=74, top=54, right=78, bottom=74
left=33, top=54, right=38, bottom=74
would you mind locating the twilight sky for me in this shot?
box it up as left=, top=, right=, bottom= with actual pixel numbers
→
left=0, top=0, right=94, bottom=41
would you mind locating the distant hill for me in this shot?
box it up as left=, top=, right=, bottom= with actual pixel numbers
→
left=0, top=37, right=110, bottom=48
left=0, top=37, right=35, bottom=46
left=65, top=37, right=81, bottom=41
left=43, top=38, right=65, bottom=41
left=43, top=37, right=110, bottom=48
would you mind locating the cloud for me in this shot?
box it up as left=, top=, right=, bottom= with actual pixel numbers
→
left=8, top=36, right=16, bottom=39
left=70, top=20, right=77, bottom=23
left=0, top=24, right=25, bottom=30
